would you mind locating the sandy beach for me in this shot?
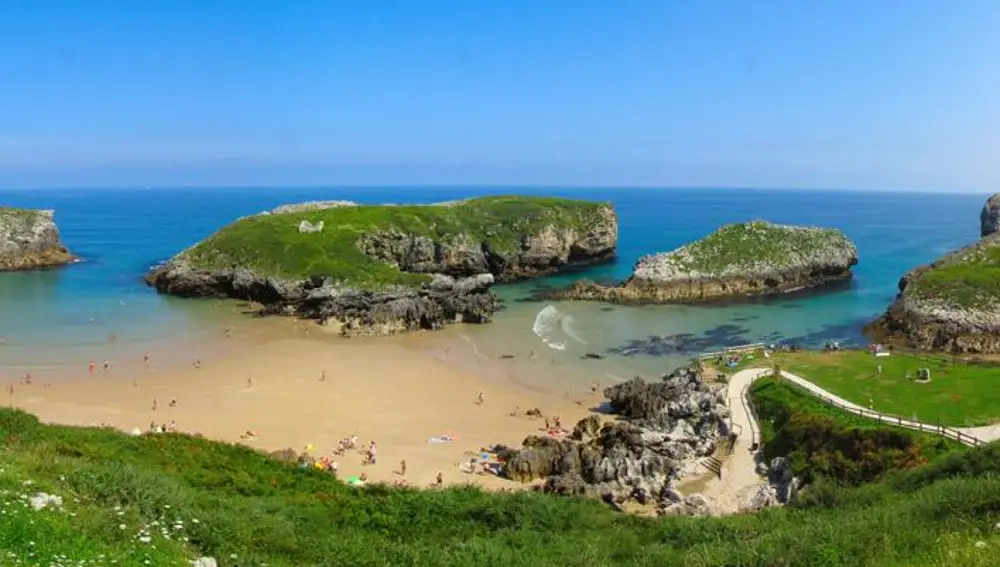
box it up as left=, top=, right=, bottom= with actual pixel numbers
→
left=0, top=321, right=599, bottom=490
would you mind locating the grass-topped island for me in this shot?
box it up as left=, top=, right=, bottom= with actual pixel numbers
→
left=145, top=196, right=617, bottom=335
left=540, top=220, right=859, bottom=304
left=867, top=192, right=1000, bottom=353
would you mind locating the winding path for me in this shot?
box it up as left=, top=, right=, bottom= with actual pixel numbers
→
left=695, top=366, right=991, bottom=514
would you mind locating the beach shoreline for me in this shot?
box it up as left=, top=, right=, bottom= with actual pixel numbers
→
left=0, top=319, right=601, bottom=491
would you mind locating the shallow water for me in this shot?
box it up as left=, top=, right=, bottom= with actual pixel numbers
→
left=0, top=186, right=986, bottom=391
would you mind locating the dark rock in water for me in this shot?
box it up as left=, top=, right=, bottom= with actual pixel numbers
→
left=607, top=324, right=752, bottom=358
left=499, top=354, right=516, bottom=359
left=501, top=365, right=729, bottom=508
left=600, top=306, right=615, bottom=312
left=580, top=352, right=604, bottom=360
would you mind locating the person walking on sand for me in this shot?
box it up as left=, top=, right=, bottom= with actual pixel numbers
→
left=143, top=352, right=150, bottom=364
left=477, top=392, right=484, bottom=405
left=246, top=378, right=253, bottom=389
left=400, top=459, right=407, bottom=476
left=320, top=370, right=326, bottom=382
left=102, top=360, right=110, bottom=372
left=436, top=472, right=444, bottom=487
left=89, top=361, right=95, bottom=373
left=151, top=398, right=157, bottom=412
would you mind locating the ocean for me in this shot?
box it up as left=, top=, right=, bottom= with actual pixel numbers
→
left=0, top=186, right=985, bottom=390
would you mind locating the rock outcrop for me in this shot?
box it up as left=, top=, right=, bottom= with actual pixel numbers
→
left=867, top=193, right=1000, bottom=353
left=744, top=457, right=801, bottom=511
left=0, top=208, right=73, bottom=271
left=540, top=220, right=858, bottom=304
left=981, top=194, right=1000, bottom=237
left=146, top=197, right=616, bottom=335
left=500, top=366, right=730, bottom=512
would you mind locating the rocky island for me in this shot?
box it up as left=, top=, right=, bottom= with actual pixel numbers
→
left=542, top=220, right=858, bottom=304
left=866, top=193, right=1000, bottom=353
left=145, top=196, right=617, bottom=335
left=0, top=207, right=74, bottom=271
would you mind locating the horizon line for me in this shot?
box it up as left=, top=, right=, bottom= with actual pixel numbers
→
left=0, top=183, right=989, bottom=196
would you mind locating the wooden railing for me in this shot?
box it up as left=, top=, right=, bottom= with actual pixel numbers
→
left=737, top=368, right=986, bottom=449
left=787, top=379, right=986, bottom=448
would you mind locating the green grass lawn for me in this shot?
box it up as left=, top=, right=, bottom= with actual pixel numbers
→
left=750, top=377, right=964, bottom=484
left=1, top=406, right=1000, bottom=566
left=764, top=350, right=1000, bottom=427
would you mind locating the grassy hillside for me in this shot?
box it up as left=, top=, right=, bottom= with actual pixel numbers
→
left=1, top=407, right=999, bottom=566
left=661, top=220, right=855, bottom=274
left=750, top=376, right=964, bottom=485
left=906, top=239, right=1000, bottom=309
left=178, top=196, right=610, bottom=290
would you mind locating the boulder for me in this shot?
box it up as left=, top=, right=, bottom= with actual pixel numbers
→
left=982, top=193, right=1000, bottom=237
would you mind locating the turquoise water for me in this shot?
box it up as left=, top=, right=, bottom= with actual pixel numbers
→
left=0, top=187, right=986, bottom=385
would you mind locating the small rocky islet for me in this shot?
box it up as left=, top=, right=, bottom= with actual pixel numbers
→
left=144, top=196, right=618, bottom=336
left=541, top=220, right=859, bottom=304
left=0, top=207, right=74, bottom=271
left=865, top=192, right=1000, bottom=353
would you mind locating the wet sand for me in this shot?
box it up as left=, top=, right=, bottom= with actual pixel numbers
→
left=0, top=323, right=600, bottom=490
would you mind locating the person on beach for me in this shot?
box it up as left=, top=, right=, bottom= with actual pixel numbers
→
left=151, top=398, right=157, bottom=411
left=193, top=359, right=202, bottom=369
left=23, top=373, right=32, bottom=385
left=529, top=349, right=536, bottom=359
left=399, top=459, right=407, bottom=476
left=350, top=435, right=359, bottom=449
left=436, top=472, right=444, bottom=486
left=225, top=326, right=232, bottom=338
left=591, top=382, right=600, bottom=394
left=246, top=378, right=253, bottom=389
left=143, top=352, right=150, bottom=364
left=88, top=361, right=95, bottom=373
left=169, top=398, right=177, bottom=407
left=102, top=361, right=110, bottom=371
left=320, top=370, right=326, bottom=382
left=477, top=392, right=484, bottom=405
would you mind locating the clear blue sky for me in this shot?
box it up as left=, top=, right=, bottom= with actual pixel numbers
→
left=1, top=0, right=998, bottom=191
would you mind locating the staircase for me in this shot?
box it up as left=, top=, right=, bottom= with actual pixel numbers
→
left=701, top=456, right=723, bottom=477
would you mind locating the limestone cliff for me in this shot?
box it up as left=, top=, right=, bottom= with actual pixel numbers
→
left=867, top=195, right=1000, bottom=352
left=145, top=196, right=618, bottom=335
left=542, top=220, right=857, bottom=304
left=0, top=207, right=73, bottom=271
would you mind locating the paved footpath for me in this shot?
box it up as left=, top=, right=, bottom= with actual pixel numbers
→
left=696, top=365, right=994, bottom=514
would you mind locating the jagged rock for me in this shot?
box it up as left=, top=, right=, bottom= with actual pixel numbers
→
left=982, top=194, right=1000, bottom=237
left=743, top=456, right=800, bottom=511
left=501, top=365, right=729, bottom=508
left=270, top=200, right=358, bottom=214
left=571, top=415, right=602, bottom=441
left=540, top=220, right=858, bottom=304
left=0, top=208, right=73, bottom=271
left=867, top=194, right=1000, bottom=353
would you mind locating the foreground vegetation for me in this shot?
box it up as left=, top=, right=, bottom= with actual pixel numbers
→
left=1, top=407, right=999, bottom=566
left=180, top=196, right=610, bottom=289
left=769, top=349, right=1000, bottom=427
left=750, top=376, right=964, bottom=485
left=664, top=220, right=855, bottom=274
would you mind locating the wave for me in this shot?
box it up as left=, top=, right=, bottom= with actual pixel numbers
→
left=533, top=304, right=589, bottom=351
left=560, top=314, right=589, bottom=346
